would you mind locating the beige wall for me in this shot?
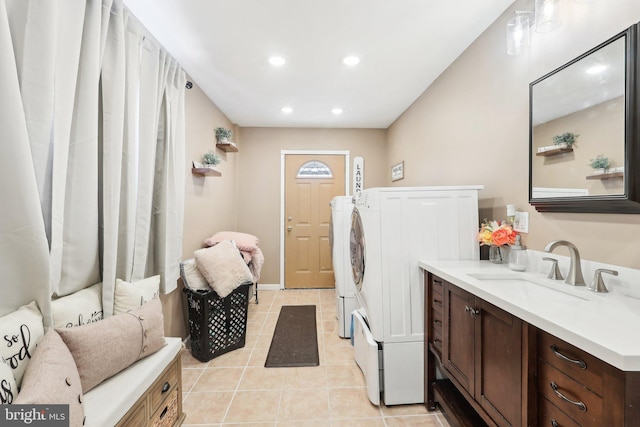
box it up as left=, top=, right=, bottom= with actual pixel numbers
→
left=236, top=127, right=387, bottom=284
left=387, top=0, right=640, bottom=269
left=161, top=80, right=240, bottom=337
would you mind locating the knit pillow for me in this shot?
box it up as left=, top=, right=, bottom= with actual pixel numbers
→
left=113, top=275, right=160, bottom=315
left=0, top=301, right=45, bottom=387
left=14, top=329, right=84, bottom=426
left=194, top=240, right=254, bottom=298
left=57, top=298, right=166, bottom=393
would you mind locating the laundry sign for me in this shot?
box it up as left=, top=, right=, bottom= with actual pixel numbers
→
left=353, top=157, right=364, bottom=195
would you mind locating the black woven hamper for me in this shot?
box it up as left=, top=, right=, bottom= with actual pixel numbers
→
left=183, top=282, right=251, bottom=362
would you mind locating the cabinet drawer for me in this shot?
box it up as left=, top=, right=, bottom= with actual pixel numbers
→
left=538, top=330, right=603, bottom=395
left=432, top=328, right=443, bottom=356
left=538, top=394, right=580, bottom=427
left=432, top=307, right=443, bottom=332
left=150, top=388, right=179, bottom=427
left=431, top=276, right=444, bottom=295
left=431, top=292, right=444, bottom=314
left=117, top=398, right=148, bottom=427
left=150, top=359, right=179, bottom=413
left=538, top=361, right=601, bottom=425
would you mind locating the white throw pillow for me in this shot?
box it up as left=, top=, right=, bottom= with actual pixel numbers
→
left=113, top=275, right=160, bottom=315
left=0, top=357, right=17, bottom=404
left=180, top=258, right=211, bottom=290
left=51, top=283, right=103, bottom=329
left=0, top=301, right=45, bottom=387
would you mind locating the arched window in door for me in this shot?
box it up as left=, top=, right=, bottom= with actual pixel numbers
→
left=296, top=160, right=333, bottom=178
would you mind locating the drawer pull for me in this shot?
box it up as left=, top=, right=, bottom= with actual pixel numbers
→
left=433, top=299, right=443, bottom=307
left=551, top=420, right=559, bottom=427
left=550, top=381, right=587, bottom=412
left=162, top=381, right=171, bottom=393
left=160, top=406, right=168, bottom=419
left=551, top=344, right=587, bottom=370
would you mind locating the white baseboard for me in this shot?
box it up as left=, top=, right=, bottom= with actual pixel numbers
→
left=257, top=283, right=282, bottom=291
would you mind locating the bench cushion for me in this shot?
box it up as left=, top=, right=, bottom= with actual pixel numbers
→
left=82, top=337, right=182, bottom=427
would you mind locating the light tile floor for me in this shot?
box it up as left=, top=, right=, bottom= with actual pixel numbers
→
left=181, top=288, right=450, bottom=427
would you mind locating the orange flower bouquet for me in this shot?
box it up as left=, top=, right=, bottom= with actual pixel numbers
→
left=477, top=220, right=517, bottom=247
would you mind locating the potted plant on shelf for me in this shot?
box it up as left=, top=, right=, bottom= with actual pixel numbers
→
left=215, top=127, right=233, bottom=144
left=202, top=151, right=221, bottom=169
left=552, top=132, right=579, bottom=149
left=589, top=155, right=610, bottom=174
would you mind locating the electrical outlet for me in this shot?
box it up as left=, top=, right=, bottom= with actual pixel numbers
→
left=514, top=211, right=529, bottom=233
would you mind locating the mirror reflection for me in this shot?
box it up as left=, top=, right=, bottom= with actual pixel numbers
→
left=530, top=35, right=626, bottom=199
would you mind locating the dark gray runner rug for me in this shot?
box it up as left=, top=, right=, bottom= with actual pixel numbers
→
left=265, top=305, right=319, bottom=368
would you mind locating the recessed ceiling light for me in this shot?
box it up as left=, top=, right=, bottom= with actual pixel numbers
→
left=331, top=108, right=343, bottom=115
left=586, top=64, right=608, bottom=74
left=281, top=106, right=293, bottom=114
left=269, top=56, right=286, bottom=66
left=343, top=56, right=360, bottom=66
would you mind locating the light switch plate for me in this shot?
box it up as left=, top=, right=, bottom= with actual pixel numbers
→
left=514, top=211, right=529, bottom=233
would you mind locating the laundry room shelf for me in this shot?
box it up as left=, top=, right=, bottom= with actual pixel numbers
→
left=535, top=147, right=573, bottom=156
left=586, top=171, right=623, bottom=180
left=192, top=167, right=221, bottom=177
left=216, top=142, right=238, bottom=152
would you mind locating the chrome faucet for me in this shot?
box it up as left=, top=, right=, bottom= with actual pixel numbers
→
left=543, top=240, right=586, bottom=286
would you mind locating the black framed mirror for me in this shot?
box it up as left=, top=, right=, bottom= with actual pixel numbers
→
left=529, top=23, right=640, bottom=213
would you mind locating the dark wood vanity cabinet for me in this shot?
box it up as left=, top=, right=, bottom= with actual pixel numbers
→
left=537, top=330, right=640, bottom=426
left=425, top=274, right=535, bottom=426
left=427, top=273, right=533, bottom=427
left=425, top=271, right=640, bottom=427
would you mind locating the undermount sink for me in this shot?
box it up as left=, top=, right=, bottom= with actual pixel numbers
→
left=466, top=272, right=590, bottom=302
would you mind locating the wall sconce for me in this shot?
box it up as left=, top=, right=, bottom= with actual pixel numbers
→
left=535, top=0, right=561, bottom=33
left=506, top=12, right=533, bottom=55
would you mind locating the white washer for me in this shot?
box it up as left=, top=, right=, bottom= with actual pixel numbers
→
left=330, top=196, right=357, bottom=338
left=350, top=185, right=482, bottom=405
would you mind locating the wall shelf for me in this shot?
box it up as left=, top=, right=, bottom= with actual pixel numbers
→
left=586, top=171, right=624, bottom=180
left=216, top=142, right=238, bottom=152
left=192, top=167, right=221, bottom=177
left=535, top=147, right=573, bottom=157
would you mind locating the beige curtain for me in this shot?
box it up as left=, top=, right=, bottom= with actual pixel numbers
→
left=0, top=0, right=186, bottom=322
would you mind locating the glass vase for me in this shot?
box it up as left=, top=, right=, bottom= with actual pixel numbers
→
left=489, top=245, right=508, bottom=264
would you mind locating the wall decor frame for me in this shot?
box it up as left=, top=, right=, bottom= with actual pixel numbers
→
left=391, top=161, right=404, bottom=182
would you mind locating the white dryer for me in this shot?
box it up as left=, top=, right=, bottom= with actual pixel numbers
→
left=350, top=185, right=482, bottom=406
left=330, top=196, right=357, bottom=338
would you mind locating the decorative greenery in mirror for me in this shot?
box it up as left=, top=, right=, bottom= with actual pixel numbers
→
left=529, top=23, right=640, bottom=213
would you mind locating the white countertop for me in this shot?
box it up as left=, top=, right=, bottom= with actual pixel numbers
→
left=419, top=259, right=640, bottom=371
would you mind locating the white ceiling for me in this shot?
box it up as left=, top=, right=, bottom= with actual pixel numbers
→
left=123, top=0, right=514, bottom=129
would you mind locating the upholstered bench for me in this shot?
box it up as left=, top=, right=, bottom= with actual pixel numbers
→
left=83, top=337, right=184, bottom=427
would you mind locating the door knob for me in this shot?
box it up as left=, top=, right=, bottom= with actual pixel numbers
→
left=288, top=216, right=293, bottom=222
left=287, top=226, right=292, bottom=232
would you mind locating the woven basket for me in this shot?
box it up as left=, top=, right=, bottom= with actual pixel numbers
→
left=151, top=389, right=178, bottom=427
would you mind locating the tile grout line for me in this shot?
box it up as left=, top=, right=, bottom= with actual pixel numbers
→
left=222, top=295, right=275, bottom=424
